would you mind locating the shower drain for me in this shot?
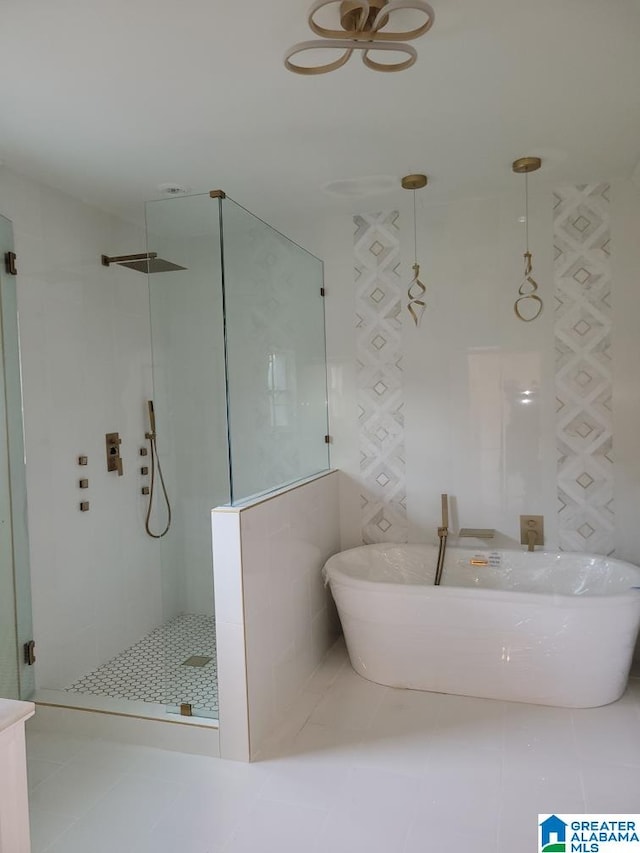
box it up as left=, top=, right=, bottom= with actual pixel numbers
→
left=182, top=655, right=212, bottom=667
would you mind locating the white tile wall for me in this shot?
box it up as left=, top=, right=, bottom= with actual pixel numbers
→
left=313, top=180, right=640, bottom=575
left=212, top=470, right=341, bottom=761
left=0, top=166, right=161, bottom=691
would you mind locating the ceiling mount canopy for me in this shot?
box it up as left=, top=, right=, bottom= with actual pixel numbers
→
left=284, top=0, right=436, bottom=75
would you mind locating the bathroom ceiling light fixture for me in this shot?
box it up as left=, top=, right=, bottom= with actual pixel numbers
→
left=512, top=156, right=543, bottom=322
left=284, top=0, right=435, bottom=75
left=401, top=173, right=428, bottom=327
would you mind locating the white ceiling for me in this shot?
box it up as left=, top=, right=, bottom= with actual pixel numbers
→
left=1, top=0, right=639, bottom=225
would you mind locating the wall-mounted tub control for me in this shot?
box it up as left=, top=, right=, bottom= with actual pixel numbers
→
left=106, top=432, right=123, bottom=476
left=80, top=501, right=90, bottom=512
left=78, top=455, right=88, bottom=466
left=79, top=478, right=89, bottom=489
left=140, top=466, right=149, bottom=476
left=141, top=486, right=150, bottom=495
left=140, top=447, right=148, bottom=456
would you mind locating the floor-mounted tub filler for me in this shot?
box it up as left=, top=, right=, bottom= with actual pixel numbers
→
left=323, top=544, right=640, bottom=708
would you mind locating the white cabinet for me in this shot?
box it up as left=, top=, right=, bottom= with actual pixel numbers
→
left=0, top=700, right=35, bottom=853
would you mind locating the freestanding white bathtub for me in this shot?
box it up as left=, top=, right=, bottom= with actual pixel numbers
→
left=323, top=543, right=640, bottom=708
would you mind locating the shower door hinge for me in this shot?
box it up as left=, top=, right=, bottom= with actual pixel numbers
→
left=324, top=434, right=332, bottom=444
left=4, top=252, right=17, bottom=276
left=320, top=287, right=325, bottom=297
left=24, top=640, right=36, bottom=666
left=180, top=703, right=193, bottom=717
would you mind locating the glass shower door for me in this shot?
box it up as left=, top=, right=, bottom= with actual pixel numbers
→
left=0, top=215, right=34, bottom=701
left=144, top=190, right=330, bottom=720
left=146, top=193, right=229, bottom=720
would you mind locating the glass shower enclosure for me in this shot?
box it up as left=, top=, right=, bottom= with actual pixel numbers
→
left=145, top=190, right=329, bottom=719
left=0, top=193, right=328, bottom=725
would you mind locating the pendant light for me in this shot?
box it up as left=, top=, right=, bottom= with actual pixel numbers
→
left=401, top=173, right=428, bottom=327
left=512, top=156, right=543, bottom=322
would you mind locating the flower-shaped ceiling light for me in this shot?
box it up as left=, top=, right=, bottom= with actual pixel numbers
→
left=284, top=0, right=435, bottom=75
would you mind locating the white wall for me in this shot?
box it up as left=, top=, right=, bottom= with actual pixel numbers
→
left=317, top=179, right=640, bottom=567
left=212, top=470, right=340, bottom=761
left=0, top=166, right=162, bottom=690
left=611, top=181, right=640, bottom=565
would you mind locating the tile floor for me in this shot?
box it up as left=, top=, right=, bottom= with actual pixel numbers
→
left=28, top=639, right=640, bottom=853
left=66, top=614, right=218, bottom=716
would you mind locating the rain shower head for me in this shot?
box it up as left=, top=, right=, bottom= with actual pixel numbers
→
left=101, top=253, right=187, bottom=273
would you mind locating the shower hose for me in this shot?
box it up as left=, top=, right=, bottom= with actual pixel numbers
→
left=145, top=430, right=172, bottom=538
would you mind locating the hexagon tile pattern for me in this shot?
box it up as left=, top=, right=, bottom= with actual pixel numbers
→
left=66, top=614, right=218, bottom=716
left=354, top=211, right=407, bottom=544
left=554, top=184, right=613, bottom=555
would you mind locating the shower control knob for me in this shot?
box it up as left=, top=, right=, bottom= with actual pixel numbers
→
left=140, top=447, right=148, bottom=456
left=140, top=466, right=149, bottom=475
left=79, top=479, right=89, bottom=489
left=141, top=486, right=150, bottom=495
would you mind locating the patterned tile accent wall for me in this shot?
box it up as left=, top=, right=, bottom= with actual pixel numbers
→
left=353, top=211, right=407, bottom=544
left=554, top=184, right=614, bottom=554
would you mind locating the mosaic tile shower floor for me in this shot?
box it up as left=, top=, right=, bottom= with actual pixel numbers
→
left=66, top=614, right=218, bottom=716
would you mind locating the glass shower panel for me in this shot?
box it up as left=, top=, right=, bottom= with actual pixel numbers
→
left=146, top=193, right=229, bottom=719
left=221, top=198, right=330, bottom=503
left=0, top=215, right=34, bottom=701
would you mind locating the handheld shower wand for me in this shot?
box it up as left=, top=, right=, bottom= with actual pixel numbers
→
left=144, top=400, right=171, bottom=538
left=147, top=400, right=157, bottom=437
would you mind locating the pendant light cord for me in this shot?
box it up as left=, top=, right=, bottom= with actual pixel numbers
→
left=525, top=172, right=530, bottom=253
left=413, top=189, right=418, bottom=265
left=407, top=187, right=426, bottom=326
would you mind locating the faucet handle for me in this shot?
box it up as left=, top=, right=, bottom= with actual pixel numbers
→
left=520, top=515, right=544, bottom=550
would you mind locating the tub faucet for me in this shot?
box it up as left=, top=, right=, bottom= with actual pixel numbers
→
left=434, top=493, right=449, bottom=586
left=526, top=529, right=536, bottom=552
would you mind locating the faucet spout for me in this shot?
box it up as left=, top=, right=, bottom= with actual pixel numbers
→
left=434, top=494, right=449, bottom=586
left=527, top=528, right=536, bottom=552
